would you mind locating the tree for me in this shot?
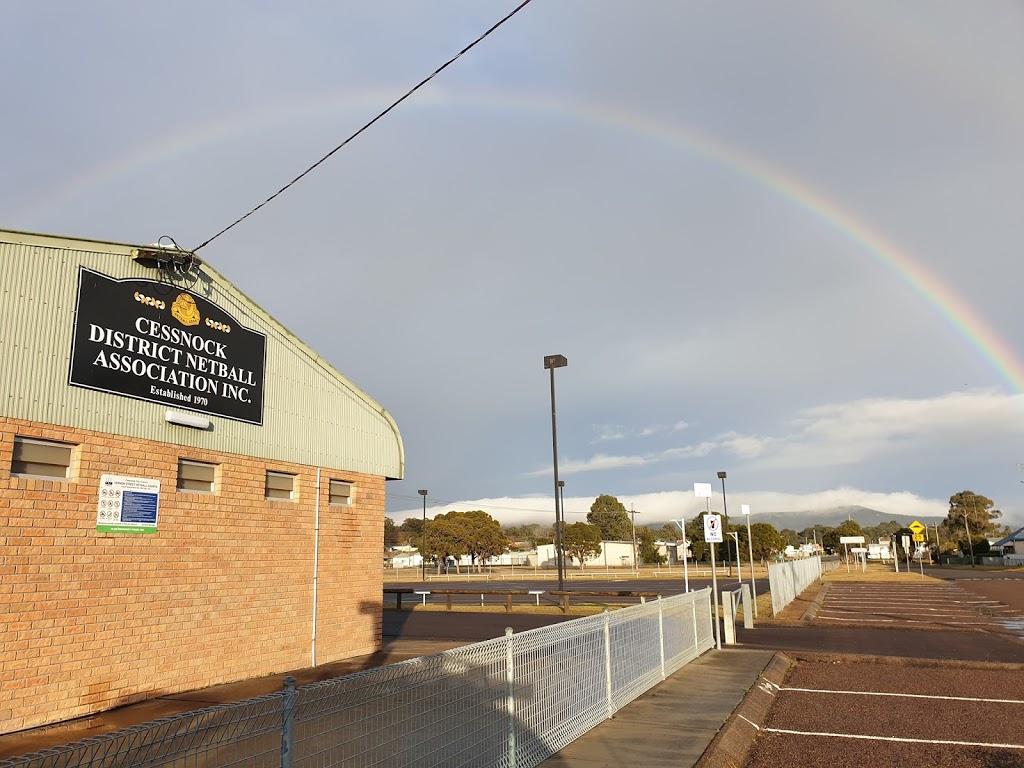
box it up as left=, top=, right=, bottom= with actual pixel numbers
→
left=587, top=494, right=633, bottom=540
left=821, top=520, right=863, bottom=553
left=946, top=491, right=1003, bottom=539
left=562, top=522, right=603, bottom=570
left=636, top=526, right=666, bottom=565
left=747, top=522, right=786, bottom=562
left=779, top=528, right=800, bottom=547
left=423, top=510, right=509, bottom=573
left=459, top=510, right=510, bottom=571
left=423, top=513, right=470, bottom=573
left=652, top=523, right=681, bottom=542
left=384, top=517, right=398, bottom=547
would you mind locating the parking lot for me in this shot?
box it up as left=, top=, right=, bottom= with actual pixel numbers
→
left=746, top=655, right=1024, bottom=767
left=814, top=581, right=1023, bottom=633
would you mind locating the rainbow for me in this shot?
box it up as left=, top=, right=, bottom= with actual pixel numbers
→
left=15, top=86, right=1024, bottom=392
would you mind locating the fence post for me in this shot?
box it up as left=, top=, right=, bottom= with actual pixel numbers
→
left=603, top=610, right=614, bottom=718
left=506, top=627, right=516, bottom=768
left=281, top=675, right=297, bottom=768
left=657, top=596, right=666, bottom=680
left=692, top=598, right=699, bottom=653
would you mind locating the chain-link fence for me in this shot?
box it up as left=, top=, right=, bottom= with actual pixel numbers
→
left=767, top=556, right=823, bottom=616
left=2, top=589, right=714, bottom=768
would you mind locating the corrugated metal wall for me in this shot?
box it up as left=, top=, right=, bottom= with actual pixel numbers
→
left=0, top=230, right=404, bottom=478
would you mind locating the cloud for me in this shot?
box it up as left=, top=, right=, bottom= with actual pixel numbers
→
left=386, top=487, right=963, bottom=529
left=555, top=389, right=1024, bottom=479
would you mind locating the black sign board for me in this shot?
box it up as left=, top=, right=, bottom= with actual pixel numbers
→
left=69, top=269, right=267, bottom=425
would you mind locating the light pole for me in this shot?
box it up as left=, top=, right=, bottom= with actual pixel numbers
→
left=717, top=472, right=728, bottom=576
left=418, top=489, right=428, bottom=580
left=557, top=480, right=566, bottom=576
left=544, top=354, right=568, bottom=592
left=741, top=504, right=757, bottom=617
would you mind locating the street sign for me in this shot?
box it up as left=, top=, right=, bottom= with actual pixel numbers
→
left=703, top=513, right=723, bottom=543
left=839, top=536, right=865, bottom=544
left=901, top=535, right=911, bottom=551
left=908, top=520, right=926, bottom=535
left=694, top=483, right=712, bottom=498
left=912, top=533, right=926, bottom=542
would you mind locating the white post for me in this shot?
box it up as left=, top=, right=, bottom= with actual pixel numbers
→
left=710, top=542, right=720, bottom=650
left=742, top=504, right=757, bottom=617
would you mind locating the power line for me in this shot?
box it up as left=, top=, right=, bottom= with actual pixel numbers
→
left=193, top=0, right=535, bottom=253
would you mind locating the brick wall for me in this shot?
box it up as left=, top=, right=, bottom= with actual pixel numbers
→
left=0, top=417, right=385, bottom=735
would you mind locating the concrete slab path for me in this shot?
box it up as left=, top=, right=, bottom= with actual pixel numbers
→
left=539, top=648, right=775, bottom=768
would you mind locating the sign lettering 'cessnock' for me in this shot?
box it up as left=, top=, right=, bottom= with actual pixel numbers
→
left=68, top=268, right=267, bottom=425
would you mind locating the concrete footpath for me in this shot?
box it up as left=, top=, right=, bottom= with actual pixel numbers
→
left=540, top=648, right=775, bottom=768
left=0, top=641, right=774, bottom=765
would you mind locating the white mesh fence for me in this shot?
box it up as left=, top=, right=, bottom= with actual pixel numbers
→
left=1, top=589, right=714, bottom=768
left=767, top=556, right=823, bottom=616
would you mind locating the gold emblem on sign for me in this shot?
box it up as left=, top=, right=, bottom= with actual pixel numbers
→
left=171, top=294, right=201, bottom=326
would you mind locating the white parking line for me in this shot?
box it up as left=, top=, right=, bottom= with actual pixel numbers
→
left=780, top=686, right=1024, bottom=704
left=762, top=728, right=1024, bottom=750
left=814, top=615, right=980, bottom=625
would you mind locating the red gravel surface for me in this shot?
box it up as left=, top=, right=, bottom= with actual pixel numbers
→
left=746, top=656, right=1024, bottom=767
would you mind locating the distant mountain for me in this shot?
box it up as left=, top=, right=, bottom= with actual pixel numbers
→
left=752, top=505, right=944, bottom=531
left=649, top=505, right=944, bottom=532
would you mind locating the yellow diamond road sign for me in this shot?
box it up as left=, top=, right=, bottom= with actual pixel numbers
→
left=909, top=520, right=926, bottom=534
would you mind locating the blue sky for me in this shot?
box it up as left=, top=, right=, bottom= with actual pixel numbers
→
left=5, top=1, right=1024, bottom=528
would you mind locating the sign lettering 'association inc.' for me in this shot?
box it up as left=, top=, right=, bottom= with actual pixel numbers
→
left=69, top=268, right=267, bottom=425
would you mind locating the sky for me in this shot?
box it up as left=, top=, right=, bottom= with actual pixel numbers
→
left=4, top=1, right=1024, bottom=530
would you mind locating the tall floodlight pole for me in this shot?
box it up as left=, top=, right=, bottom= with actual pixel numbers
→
left=741, top=504, right=757, bottom=617
left=558, top=480, right=566, bottom=576
left=717, top=472, right=729, bottom=577
left=418, top=489, right=428, bottom=580
left=544, top=354, right=568, bottom=592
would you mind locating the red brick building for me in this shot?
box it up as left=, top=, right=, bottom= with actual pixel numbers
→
left=0, top=230, right=404, bottom=734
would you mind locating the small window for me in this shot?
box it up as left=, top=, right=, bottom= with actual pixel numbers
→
left=177, top=459, right=217, bottom=493
left=266, top=471, right=296, bottom=501
left=329, top=480, right=353, bottom=506
left=11, top=437, right=74, bottom=480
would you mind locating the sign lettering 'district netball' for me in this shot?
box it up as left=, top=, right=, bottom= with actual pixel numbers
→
left=68, top=268, right=267, bottom=424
